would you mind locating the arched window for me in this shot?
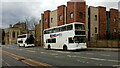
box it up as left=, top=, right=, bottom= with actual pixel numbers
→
left=95, top=27, right=97, bottom=33
left=70, top=13, right=73, bottom=19
left=114, top=28, right=116, bottom=33
left=94, top=15, right=97, bottom=21
left=12, top=31, right=15, bottom=38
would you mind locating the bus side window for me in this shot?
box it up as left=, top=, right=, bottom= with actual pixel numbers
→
left=46, top=30, right=49, bottom=34
left=52, top=29, right=55, bottom=33
left=61, top=26, right=66, bottom=31
left=46, top=38, right=56, bottom=43
left=67, top=25, right=73, bottom=30
left=48, top=39, right=51, bottom=43
left=52, top=38, right=56, bottom=43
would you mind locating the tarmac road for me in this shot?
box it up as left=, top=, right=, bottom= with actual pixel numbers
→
left=1, top=45, right=120, bottom=68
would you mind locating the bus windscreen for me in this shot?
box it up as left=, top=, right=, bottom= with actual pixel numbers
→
left=75, top=24, right=85, bottom=30
left=74, top=36, right=86, bottom=43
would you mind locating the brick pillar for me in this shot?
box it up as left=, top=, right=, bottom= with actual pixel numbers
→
left=57, top=5, right=66, bottom=26
left=44, top=10, right=51, bottom=29
left=98, top=6, right=107, bottom=39
left=110, top=9, right=119, bottom=39
left=67, top=1, right=86, bottom=24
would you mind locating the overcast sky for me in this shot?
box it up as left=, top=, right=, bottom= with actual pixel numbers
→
left=0, top=0, right=120, bottom=29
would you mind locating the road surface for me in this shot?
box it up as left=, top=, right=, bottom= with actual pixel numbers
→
left=1, top=45, right=120, bottom=68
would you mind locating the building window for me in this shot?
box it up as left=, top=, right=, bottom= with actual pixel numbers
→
left=12, top=31, right=15, bottom=38
left=114, top=18, right=116, bottom=23
left=51, top=18, right=53, bottom=23
left=95, top=27, right=97, bottom=33
left=79, top=12, right=83, bottom=19
left=59, top=15, right=62, bottom=21
left=94, top=15, right=97, bottom=21
left=17, top=32, right=19, bottom=37
left=70, top=13, right=73, bottom=19
left=114, top=28, right=116, bottom=33
left=45, top=18, right=47, bottom=22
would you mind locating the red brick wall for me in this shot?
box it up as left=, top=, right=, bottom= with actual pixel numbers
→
left=110, top=9, right=119, bottom=38
left=57, top=5, right=66, bottom=26
left=67, top=2, right=74, bottom=24
left=44, top=10, right=50, bottom=29
left=98, top=6, right=107, bottom=39
left=75, top=2, right=86, bottom=24
left=67, top=1, right=86, bottom=24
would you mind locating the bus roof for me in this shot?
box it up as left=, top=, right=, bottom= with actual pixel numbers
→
left=44, top=22, right=84, bottom=31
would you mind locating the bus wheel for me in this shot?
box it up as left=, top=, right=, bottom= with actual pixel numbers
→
left=63, top=46, right=67, bottom=51
left=48, top=45, right=51, bottom=50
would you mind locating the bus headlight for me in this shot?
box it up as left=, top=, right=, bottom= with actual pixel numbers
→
left=84, top=43, right=86, bottom=45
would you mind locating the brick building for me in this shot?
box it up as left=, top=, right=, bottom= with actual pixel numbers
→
left=106, top=11, right=111, bottom=40
left=67, top=1, right=86, bottom=24
left=110, top=9, right=119, bottom=39
left=119, top=12, right=120, bottom=36
left=85, top=5, right=88, bottom=40
left=98, top=6, right=107, bottom=40
left=40, top=0, right=119, bottom=43
left=57, top=5, right=67, bottom=26
left=88, top=6, right=99, bottom=41
left=43, top=10, right=51, bottom=29
left=50, top=10, right=58, bottom=27
left=43, top=0, right=86, bottom=29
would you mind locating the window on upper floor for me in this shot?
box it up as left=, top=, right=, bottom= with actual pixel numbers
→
left=45, top=18, right=47, bottom=22
left=114, top=28, right=117, bottom=33
left=79, top=12, right=83, bottom=19
left=94, top=15, right=97, bottom=21
left=114, top=18, right=116, bottom=24
left=70, top=13, right=74, bottom=19
left=51, top=18, right=53, bottom=23
left=95, top=27, right=97, bottom=33
left=59, top=15, right=62, bottom=21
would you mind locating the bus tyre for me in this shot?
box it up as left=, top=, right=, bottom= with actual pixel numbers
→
left=48, top=45, right=51, bottom=50
left=63, top=45, right=67, bottom=51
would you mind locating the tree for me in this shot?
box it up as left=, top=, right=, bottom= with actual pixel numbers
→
left=25, top=17, right=39, bottom=30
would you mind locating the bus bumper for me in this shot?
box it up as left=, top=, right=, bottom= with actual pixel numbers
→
left=68, top=46, right=87, bottom=50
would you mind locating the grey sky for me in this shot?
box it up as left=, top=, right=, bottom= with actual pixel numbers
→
left=0, top=0, right=119, bottom=28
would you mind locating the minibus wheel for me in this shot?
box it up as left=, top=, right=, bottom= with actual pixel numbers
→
left=48, top=45, right=51, bottom=50
left=63, top=45, right=67, bottom=51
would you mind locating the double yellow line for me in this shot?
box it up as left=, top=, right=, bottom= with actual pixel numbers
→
left=2, top=50, right=56, bottom=68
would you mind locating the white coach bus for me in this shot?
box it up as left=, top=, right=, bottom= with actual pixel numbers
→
left=17, top=34, right=35, bottom=47
left=43, top=22, right=87, bottom=50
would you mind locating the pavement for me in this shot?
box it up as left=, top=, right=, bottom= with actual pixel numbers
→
left=87, top=47, right=120, bottom=52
